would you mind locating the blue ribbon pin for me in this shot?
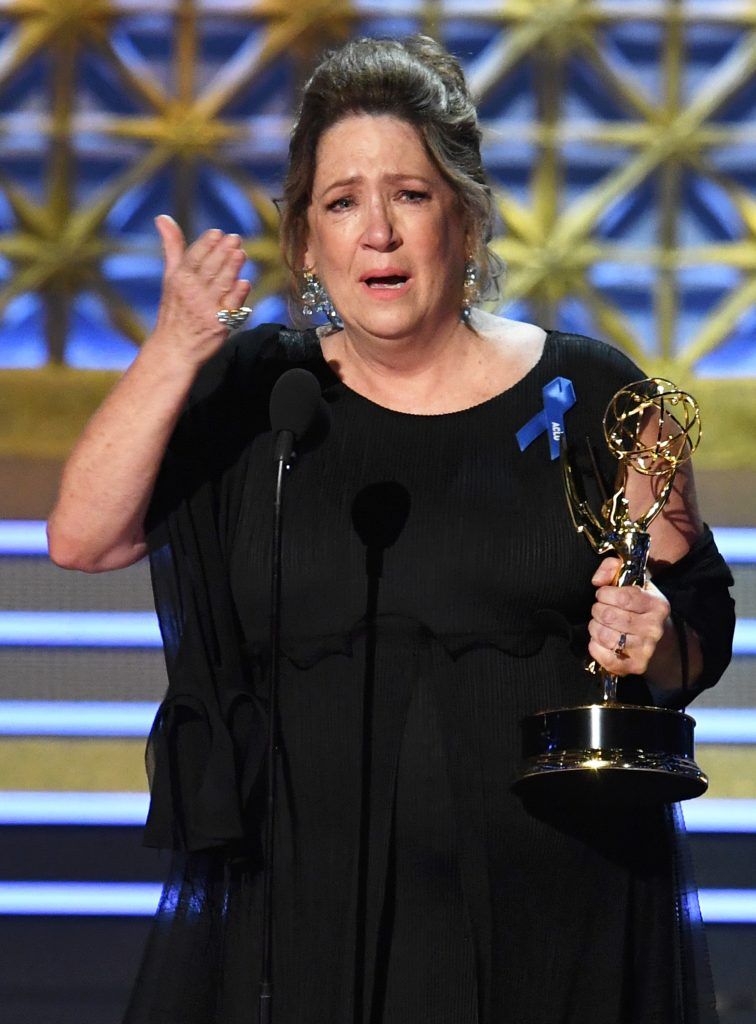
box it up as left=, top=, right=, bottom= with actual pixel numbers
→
left=515, top=377, right=576, bottom=460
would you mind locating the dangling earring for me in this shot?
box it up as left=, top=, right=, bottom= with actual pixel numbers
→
left=301, top=268, right=343, bottom=329
left=460, top=258, right=480, bottom=326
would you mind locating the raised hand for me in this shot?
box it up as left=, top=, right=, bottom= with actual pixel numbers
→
left=152, top=214, right=251, bottom=369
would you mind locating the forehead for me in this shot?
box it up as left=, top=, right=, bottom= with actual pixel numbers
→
left=312, top=114, right=439, bottom=183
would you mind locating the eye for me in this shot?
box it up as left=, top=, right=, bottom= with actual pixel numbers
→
left=326, top=195, right=354, bottom=211
left=399, top=189, right=430, bottom=203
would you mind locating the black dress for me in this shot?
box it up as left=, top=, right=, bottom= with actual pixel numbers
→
left=125, top=326, right=734, bottom=1024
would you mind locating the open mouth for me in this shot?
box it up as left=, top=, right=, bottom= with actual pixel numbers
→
left=364, top=275, right=409, bottom=289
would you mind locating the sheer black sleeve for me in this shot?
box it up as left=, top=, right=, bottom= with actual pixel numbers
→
left=650, top=524, right=736, bottom=708
left=142, top=324, right=282, bottom=852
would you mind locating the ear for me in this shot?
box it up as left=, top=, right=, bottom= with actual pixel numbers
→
left=300, top=211, right=316, bottom=274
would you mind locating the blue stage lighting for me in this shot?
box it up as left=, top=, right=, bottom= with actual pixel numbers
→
left=0, top=881, right=754, bottom=921
left=3, top=792, right=756, bottom=832
left=2, top=522, right=756, bottom=561
left=0, top=611, right=161, bottom=647
left=693, top=709, right=756, bottom=743
left=0, top=791, right=149, bottom=825
left=0, top=611, right=752, bottom=653
left=0, top=882, right=161, bottom=916
left=683, top=799, right=756, bottom=833
left=697, top=889, right=756, bottom=924
left=0, top=701, right=158, bottom=736
left=1, top=704, right=756, bottom=743
left=0, top=520, right=49, bottom=555
left=711, top=527, right=756, bottom=564
left=733, top=619, right=756, bottom=655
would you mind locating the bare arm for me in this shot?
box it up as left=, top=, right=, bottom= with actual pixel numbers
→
left=47, top=216, right=250, bottom=573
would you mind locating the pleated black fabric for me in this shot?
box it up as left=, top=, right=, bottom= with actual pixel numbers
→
left=126, top=325, right=734, bottom=1024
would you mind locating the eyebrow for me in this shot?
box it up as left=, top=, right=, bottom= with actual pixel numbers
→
left=316, top=173, right=434, bottom=200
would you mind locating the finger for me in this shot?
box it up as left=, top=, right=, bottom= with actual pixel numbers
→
left=594, top=584, right=659, bottom=614
left=587, top=636, right=641, bottom=676
left=201, top=233, right=243, bottom=283
left=219, top=278, right=251, bottom=311
left=155, top=215, right=186, bottom=277
left=594, top=589, right=670, bottom=642
left=214, top=245, right=247, bottom=295
left=591, top=557, right=621, bottom=586
left=588, top=639, right=626, bottom=676
left=179, top=233, right=239, bottom=287
left=588, top=618, right=632, bottom=656
left=590, top=599, right=634, bottom=633
left=592, top=599, right=660, bottom=636
left=182, top=227, right=225, bottom=275
left=644, top=578, right=670, bottom=606
left=590, top=631, right=658, bottom=676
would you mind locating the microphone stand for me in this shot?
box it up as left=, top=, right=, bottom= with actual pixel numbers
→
left=259, top=430, right=293, bottom=1024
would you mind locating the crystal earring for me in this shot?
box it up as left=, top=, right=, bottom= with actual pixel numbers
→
left=301, top=268, right=343, bottom=329
left=460, top=259, right=480, bottom=325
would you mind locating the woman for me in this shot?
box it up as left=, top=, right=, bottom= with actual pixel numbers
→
left=48, top=35, right=735, bottom=1024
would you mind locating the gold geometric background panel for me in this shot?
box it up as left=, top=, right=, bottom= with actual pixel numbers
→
left=0, top=2, right=754, bottom=463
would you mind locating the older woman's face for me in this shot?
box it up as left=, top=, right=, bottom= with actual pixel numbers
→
left=304, top=114, right=468, bottom=345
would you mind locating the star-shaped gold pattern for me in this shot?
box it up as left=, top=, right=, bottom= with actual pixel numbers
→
left=0, top=0, right=753, bottom=464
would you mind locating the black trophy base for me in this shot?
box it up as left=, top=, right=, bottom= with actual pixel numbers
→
left=512, top=702, right=708, bottom=805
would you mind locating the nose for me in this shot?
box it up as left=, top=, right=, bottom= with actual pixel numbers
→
left=361, top=196, right=399, bottom=251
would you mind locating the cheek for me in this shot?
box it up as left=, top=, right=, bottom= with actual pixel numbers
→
left=433, top=234, right=466, bottom=286
left=310, top=225, right=354, bottom=273
left=304, top=212, right=340, bottom=267
left=426, top=214, right=466, bottom=265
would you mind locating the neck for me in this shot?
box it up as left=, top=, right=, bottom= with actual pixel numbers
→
left=322, top=315, right=477, bottom=402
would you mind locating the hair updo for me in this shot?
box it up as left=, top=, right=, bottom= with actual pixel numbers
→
left=280, top=35, right=498, bottom=308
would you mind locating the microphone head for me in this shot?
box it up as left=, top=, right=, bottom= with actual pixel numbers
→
left=269, top=368, right=322, bottom=441
left=351, top=481, right=411, bottom=551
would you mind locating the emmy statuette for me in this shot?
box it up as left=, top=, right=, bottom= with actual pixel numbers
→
left=513, top=379, right=708, bottom=805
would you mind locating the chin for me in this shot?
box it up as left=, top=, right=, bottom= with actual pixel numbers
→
left=364, top=324, right=422, bottom=343
left=345, top=312, right=418, bottom=341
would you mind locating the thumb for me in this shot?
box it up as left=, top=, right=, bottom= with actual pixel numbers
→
left=591, top=556, right=621, bottom=586
left=155, top=214, right=185, bottom=276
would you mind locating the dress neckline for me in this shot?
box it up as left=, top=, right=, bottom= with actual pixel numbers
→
left=309, top=328, right=554, bottom=420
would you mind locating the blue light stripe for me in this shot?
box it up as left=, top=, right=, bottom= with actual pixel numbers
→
left=0, top=611, right=161, bottom=647
left=698, top=889, right=756, bottom=924
left=0, top=882, right=161, bottom=916
left=1, top=704, right=756, bottom=742
left=2, top=791, right=755, bottom=831
left=0, top=881, right=752, bottom=921
left=0, top=520, right=48, bottom=555
left=2, top=522, right=756, bottom=562
left=0, top=791, right=148, bottom=825
left=711, top=527, right=756, bottom=564
left=0, top=701, right=158, bottom=736
left=733, top=619, right=756, bottom=655
left=0, top=612, right=753, bottom=653
left=693, top=708, right=756, bottom=743
left=683, top=799, right=756, bottom=833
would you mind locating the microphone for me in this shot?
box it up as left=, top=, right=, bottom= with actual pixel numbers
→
left=351, top=481, right=411, bottom=579
left=261, top=365, right=329, bottom=1024
left=269, top=368, right=326, bottom=463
